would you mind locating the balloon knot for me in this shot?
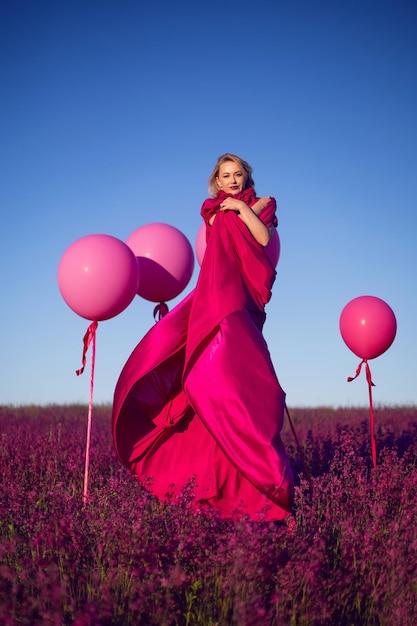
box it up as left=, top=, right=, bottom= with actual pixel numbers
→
left=153, top=302, right=169, bottom=322
left=347, top=358, right=376, bottom=386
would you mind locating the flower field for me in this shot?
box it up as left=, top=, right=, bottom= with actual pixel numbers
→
left=1, top=404, right=416, bottom=625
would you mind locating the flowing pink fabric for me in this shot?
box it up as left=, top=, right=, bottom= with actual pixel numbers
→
left=112, top=189, right=294, bottom=520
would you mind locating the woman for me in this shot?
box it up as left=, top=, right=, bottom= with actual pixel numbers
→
left=112, top=153, right=294, bottom=521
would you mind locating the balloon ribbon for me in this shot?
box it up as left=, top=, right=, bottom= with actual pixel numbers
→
left=75, top=320, right=98, bottom=506
left=76, top=321, right=98, bottom=376
left=347, top=359, right=377, bottom=469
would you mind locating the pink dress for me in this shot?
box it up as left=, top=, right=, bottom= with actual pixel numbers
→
left=112, top=189, right=294, bottom=521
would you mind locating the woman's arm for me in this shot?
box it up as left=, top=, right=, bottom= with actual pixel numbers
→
left=251, top=196, right=271, bottom=215
left=218, top=197, right=271, bottom=246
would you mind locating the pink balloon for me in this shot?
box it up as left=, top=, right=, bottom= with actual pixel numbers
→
left=195, top=223, right=281, bottom=268
left=58, top=234, right=139, bottom=321
left=265, top=228, right=281, bottom=267
left=126, top=223, right=194, bottom=302
left=339, top=296, right=397, bottom=360
left=195, top=223, right=206, bottom=266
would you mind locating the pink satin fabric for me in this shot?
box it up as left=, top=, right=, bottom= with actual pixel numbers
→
left=112, top=190, right=294, bottom=520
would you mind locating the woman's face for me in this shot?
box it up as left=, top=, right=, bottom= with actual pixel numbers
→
left=216, top=161, right=247, bottom=195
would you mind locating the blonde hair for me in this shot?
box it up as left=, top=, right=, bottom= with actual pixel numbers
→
left=208, top=153, right=255, bottom=197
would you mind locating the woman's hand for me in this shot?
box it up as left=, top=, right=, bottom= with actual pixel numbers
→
left=209, top=197, right=245, bottom=224
left=219, top=197, right=247, bottom=213
left=219, top=197, right=271, bottom=246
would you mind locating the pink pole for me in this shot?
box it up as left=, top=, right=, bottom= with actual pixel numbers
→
left=75, top=321, right=98, bottom=506
left=347, top=358, right=377, bottom=469
left=365, top=361, right=377, bottom=470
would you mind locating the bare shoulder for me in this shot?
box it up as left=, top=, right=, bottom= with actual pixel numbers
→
left=258, top=196, right=272, bottom=207
left=252, top=196, right=271, bottom=214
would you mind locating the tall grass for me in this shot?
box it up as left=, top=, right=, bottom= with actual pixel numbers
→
left=1, top=404, right=416, bottom=625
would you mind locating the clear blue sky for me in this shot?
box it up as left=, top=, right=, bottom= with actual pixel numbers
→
left=1, top=0, right=416, bottom=407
